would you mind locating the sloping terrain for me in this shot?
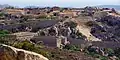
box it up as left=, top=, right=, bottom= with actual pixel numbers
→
left=71, top=17, right=101, bottom=41
left=0, top=20, right=59, bottom=32
left=91, top=15, right=120, bottom=42
left=41, top=47, right=95, bottom=60
left=0, top=44, right=48, bottom=60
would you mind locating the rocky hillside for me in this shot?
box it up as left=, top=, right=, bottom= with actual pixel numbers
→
left=72, top=17, right=101, bottom=41
left=0, top=44, right=48, bottom=60
left=91, top=15, right=120, bottom=42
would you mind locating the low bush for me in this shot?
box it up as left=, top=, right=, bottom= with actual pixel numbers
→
left=13, top=41, right=50, bottom=57
left=63, top=44, right=80, bottom=51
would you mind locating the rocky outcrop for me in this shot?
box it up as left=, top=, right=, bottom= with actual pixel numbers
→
left=72, top=18, right=101, bottom=41
left=0, top=44, right=48, bottom=60
left=76, top=25, right=101, bottom=41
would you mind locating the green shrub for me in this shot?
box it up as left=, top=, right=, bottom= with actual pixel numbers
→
left=0, top=13, right=4, bottom=17
left=99, top=56, right=108, bottom=60
left=87, top=50, right=108, bottom=60
left=0, top=30, right=9, bottom=37
left=63, top=44, right=80, bottom=51
left=0, top=30, right=11, bottom=44
left=13, top=41, right=50, bottom=57
left=14, top=41, right=36, bottom=50
left=114, top=48, right=120, bottom=58
left=93, top=54, right=100, bottom=58
left=105, top=48, right=114, bottom=56
left=87, top=52, right=96, bottom=57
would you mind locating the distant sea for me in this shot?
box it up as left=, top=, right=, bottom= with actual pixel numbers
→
left=95, top=5, right=120, bottom=11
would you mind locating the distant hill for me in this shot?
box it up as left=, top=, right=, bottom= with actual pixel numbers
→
left=24, top=6, right=39, bottom=8
left=95, top=5, right=120, bottom=11
left=0, top=4, right=11, bottom=9
left=0, top=4, right=17, bottom=9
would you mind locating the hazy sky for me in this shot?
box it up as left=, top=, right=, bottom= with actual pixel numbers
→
left=0, top=0, right=120, bottom=7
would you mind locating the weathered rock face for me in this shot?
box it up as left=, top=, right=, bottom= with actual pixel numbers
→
left=0, top=44, right=48, bottom=60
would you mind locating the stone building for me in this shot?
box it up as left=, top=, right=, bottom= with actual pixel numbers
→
left=30, top=36, right=63, bottom=48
